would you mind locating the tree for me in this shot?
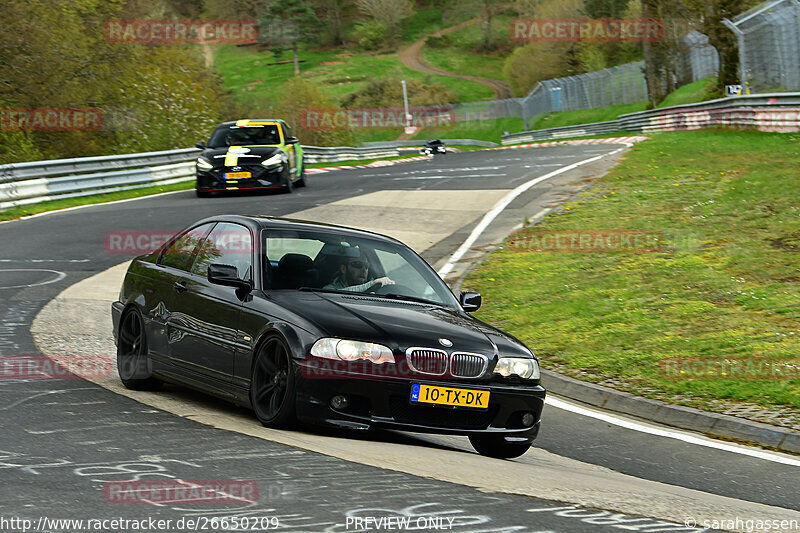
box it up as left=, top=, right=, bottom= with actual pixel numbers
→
left=315, top=0, right=352, bottom=45
left=355, top=0, right=414, bottom=43
left=479, top=0, right=505, bottom=50
left=641, top=0, right=669, bottom=105
left=263, top=1, right=321, bottom=75
left=703, top=1, right=747, bottom=94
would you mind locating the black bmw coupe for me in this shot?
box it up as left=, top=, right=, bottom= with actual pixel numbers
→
left=111, top=215, right=545, bottom=458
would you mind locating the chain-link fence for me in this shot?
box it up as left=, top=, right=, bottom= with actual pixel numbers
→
left=449, top=62, right=648, bottom=129
left=724, top=0, right=800, bottom=92
left=682, top=30, right=720, bottom=82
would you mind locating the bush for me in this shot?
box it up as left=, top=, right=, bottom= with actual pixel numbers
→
left=341, top=74, right=458, bottom=108
left=425, top=34, right=451, bottom=49
left=355, top=21, right=388, bottom=50
left=275, top=77, right=355, bottom=147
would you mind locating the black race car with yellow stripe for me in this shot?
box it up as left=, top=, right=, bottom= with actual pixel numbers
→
left=194, top=119, right=306, bottom=197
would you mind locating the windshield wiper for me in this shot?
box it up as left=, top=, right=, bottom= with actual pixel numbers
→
left=369, top=292, right=443, bottom=306
left=299, top=287, right=444, bottom=307
left=298, top=287, right=344, bottom=294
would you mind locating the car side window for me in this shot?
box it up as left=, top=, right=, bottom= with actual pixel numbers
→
left=282, top=122, right=293, bottom=139
left=159, top=223, right=216, bottom=272
left=191, top=222, right=253, bottom=280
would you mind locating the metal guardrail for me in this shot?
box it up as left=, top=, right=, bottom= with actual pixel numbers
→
left=0, top=140, right=489, bottom=210
left=501, top=93, right=800, bottom=144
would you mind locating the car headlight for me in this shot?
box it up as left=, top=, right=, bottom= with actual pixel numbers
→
left=261, top=152, right=287, bottom=169
left=494, top=357, right=540, bottom=380
left=311, top=338, right=395, bottom=364
left=196, top=156, right=213, bottom=170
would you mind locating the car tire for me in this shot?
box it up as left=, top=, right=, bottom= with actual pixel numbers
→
left=282, top=170, right=294, bottom=194
left=296, top=163, right=307, bottom=188
left=250, top=336, right=297, bottom=427
left=468, top=435, right=532, bottom=459
left=117, top=308, right=162, bottom=391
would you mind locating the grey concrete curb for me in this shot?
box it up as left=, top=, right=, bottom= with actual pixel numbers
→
left=542, top=370, right=800, bottom=454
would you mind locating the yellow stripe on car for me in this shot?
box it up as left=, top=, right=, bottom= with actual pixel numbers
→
left=224, top=152, right=239, bottom=166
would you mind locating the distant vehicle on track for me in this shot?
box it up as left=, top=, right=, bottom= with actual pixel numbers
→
left=111, top=215, right=545, bottom=458
left=420, top=139, right=447, bottom=157
left=194, top=119, right=306, bottom=197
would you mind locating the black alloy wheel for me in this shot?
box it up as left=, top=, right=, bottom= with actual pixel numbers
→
left=250, top=336, right=297, bottom=427
left=117, top=309, right=162, bottom=390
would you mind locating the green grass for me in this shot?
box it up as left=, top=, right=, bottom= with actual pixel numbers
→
left=0, top=181, right=195, bottom=222
left=465, top=130, right=800, bottom=411
left=402, top=6, right=479, bottom=43
left=214, top=44, right=492, bottom=109
left=420, top=14, right=514, bottom=83
left=531, top=102, right=648, bottom=130
left=422, top=48, right=507, bottom=82
left=657, top=77, right=717, bottom=108
left=411, top=117, right=524, bottom=143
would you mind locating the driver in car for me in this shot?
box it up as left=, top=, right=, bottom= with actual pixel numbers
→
left=324, top=251, right=394, bottom=292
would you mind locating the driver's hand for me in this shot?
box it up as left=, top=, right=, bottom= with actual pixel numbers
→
left=371, top=277, right=395, bottom=288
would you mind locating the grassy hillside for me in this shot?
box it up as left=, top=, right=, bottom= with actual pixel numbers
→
left=466, top=130, right=800, bottom=413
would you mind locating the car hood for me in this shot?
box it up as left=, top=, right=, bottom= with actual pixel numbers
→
left=266, top=291, right=533, bottom=359
left=201, top=145, right=283, bottom=168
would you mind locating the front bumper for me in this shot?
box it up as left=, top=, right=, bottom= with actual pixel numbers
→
left=196, top=165, right=287, bottom=192
left=293, top=360, right=545, bottom=439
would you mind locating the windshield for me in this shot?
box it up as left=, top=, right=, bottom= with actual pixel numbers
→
left=208, top=124, right=282, bottom=148
left=262, top=229, right=459, bottom=309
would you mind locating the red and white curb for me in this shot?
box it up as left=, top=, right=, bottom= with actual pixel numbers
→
left=495, top=136, right=649, bottom=150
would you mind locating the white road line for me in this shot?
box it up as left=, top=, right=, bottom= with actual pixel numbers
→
left=392, top=174, right=506, bottom=180
left=6, top=190, right=187, bottom=223
left=0, top=269, right=67, bottom=289
left=437, top=147, right=625, bottom=277
left=547, top=396, right=800, bottom=467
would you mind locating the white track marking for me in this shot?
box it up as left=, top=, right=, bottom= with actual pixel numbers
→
left=14, top=190, right=186, bottom=221
left=0, top=269, right=66, bottom=289
left=437, top=147, right=625, bottom=277
left=547, top=396, right=800, bottom=467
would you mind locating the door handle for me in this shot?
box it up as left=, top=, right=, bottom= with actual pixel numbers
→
left=174, top=281, right=188, bottom=293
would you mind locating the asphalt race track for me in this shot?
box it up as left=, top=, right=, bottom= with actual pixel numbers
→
left=1, top=145, right=799, bottom=533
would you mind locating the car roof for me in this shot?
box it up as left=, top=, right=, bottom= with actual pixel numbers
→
left=190, top=215, right=402, bottom=245
left=215, top=119, right=287, bottom=128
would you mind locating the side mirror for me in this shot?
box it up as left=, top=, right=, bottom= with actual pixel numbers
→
left=459, top=291, right=481, bottom=312
left=195, top=141, right=206, bottom=149
left=286, top=136, right=299, bottom=144
left=208, top=264, right=251, bottom=291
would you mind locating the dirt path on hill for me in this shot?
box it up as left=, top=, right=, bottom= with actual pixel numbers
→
left=398, top=18, right=513, bottom=100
